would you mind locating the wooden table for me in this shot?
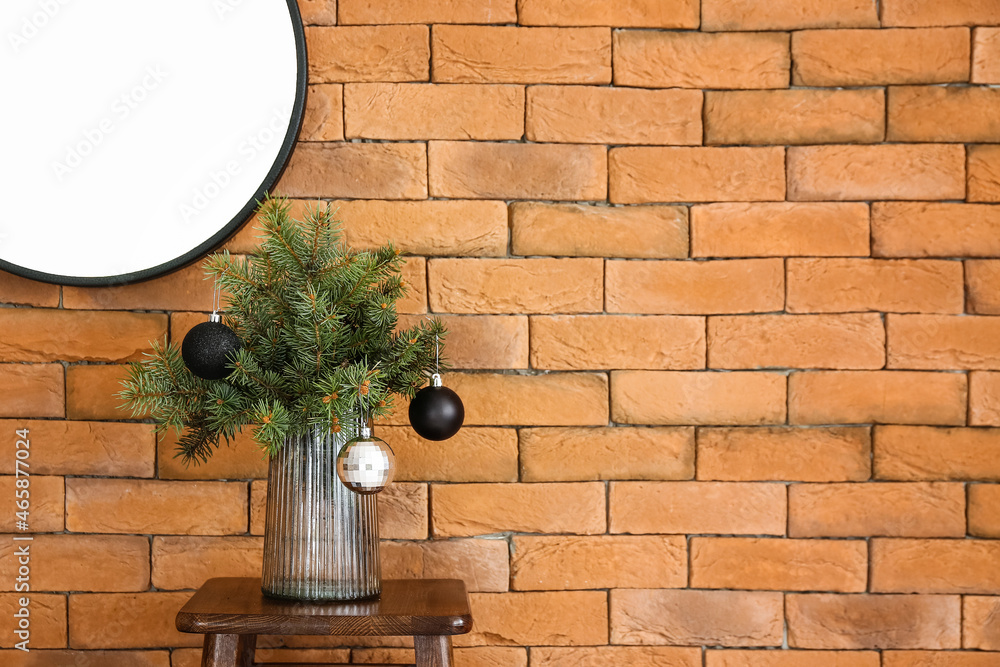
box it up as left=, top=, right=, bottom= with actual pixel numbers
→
left=175, top=577, right=473, bottom=667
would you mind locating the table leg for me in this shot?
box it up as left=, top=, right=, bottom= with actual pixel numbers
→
left=414, top=634, right=454, bottom=667
left=236, top=634, right=257, bottom=667
left=201, top=633, right=238, bottom=667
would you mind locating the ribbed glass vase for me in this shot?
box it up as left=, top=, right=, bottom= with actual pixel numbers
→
left=261, top=426, right=381, bottom=600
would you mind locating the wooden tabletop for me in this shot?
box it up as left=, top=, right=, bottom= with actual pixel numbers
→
left=176, top=578, right=473, bottom=638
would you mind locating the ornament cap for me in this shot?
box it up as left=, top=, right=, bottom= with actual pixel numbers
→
left=431, top=373, right=442, bottom=387
left=209, top=312, right=221, bottom=323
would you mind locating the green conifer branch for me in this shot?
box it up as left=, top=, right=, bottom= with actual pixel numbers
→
left=119, top=195, right=446, bottom=465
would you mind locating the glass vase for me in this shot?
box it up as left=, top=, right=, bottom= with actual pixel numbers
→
left=261, top=425, right=381, bottom=600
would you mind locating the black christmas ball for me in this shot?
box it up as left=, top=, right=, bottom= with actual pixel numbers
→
left=181, top=320, right=241, bottom=380
left=408, top=384, right=464, bottom=441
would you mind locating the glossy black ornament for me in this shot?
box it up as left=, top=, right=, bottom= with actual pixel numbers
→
left=408, top=376, right=464, bottom=441
left=181, top=317, right=241, bottom=380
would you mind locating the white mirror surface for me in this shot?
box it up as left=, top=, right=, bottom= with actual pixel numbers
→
left=0, top=0, right=306, bottom=285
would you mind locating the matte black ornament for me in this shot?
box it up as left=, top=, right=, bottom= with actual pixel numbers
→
left=181, top=314, right=241, bottom=380
left=408, top=374, right=464, bottom=441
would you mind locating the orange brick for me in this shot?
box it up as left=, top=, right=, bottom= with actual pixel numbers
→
left=378, top=482, right=429, bottom=540
left=966, top=261, right=1000, bottom=314
left=520, top=426, right=694, bottom=482
left=706, top=89, right=884, bottom=145
left=399, top=258, right=428, bottom=315
left=697, top=426, right=871, bottom=482
left=787, top=594, right=960, bottom=649
left=531, top=315, right=705, bottom=370
left=0, top=650, right=171, bottom=667
left=460, top=591, right=607, bottom=646
left=380, top=426, right=518, bottom=482
left=971, top=372, right=1000, bottom=425
left=345, top=84, right=523, bottom=140
left=610, top=481, right=786, bottom=535
left=969, top=145, right=1000, bottom=202
left=300, top=84, right=344, bottom=141
left=0, top=535, right=148, bottom=592
left=787, top=145, right=966, bottom=201
left=788, top=258, right=963, bottom=314
left=691, top=203, right=870, bottom=258
left=0, top=476, right=63, bottom=532
left=66, top=479, right=247, bottom=535
left=607, top=259, right=784, bottom=315
left=964, top=596, right=1000, bottom=650
left=704, top=0, right=877, bottom=29
left=888, top=314, right=1000, bottom=370
left=519, top=0, right=698, bottom=27
left=613, top=371, right=786, bottom=426
left=433, top=26, right=611, bottom=84
left=709, top=651, right=880, bottom=667
left=875, top=426, right=1000, bottom=481
left=395, top=373, right=608, bottom=427
left=873, top=203, right=1000, bottom=257
left=0, top=364, right=63, bottom=418
left=512, top=535, right=686, bottom=590
left=0, top=310, right=165, bottom=363
left=336, top=199, right=508, bottom=257
left=610, top=147, right=785, bottom=203
left=535, top=647, right=701, bottom=667
left=0, top=270, right=59, bottom=307
left=0, top=420, right=154, bottom=477
left=611, top=589, right=783, bottom=646
left=169, top=311, right=205, bottom=347
left=306, top=26, right=429, bottom=83
left=297, top=0, right=337, bottom=25
left=527, top=86, right=701, bottom=145
left=889, top=86, right=1000, bottom=142
left=792, top=28, right=971, bottom=86
left=158, top=428, right=268, bottom=480
left=883, top=652, right=1000, bottom=667
left=382, top=538, right=510, bottom=592
left=63, top=263, right=214, bottom=311
left=691, top=537, right=867, bottom=592
left=428, top=141, right=606, bottom=200
left=151, top=536, right=262, bottom=590
left=973, top=27, right=1000, bottom=82
left=872, top=539, right=1000, bottom=594
left=278, top=142, right=427, bottom=199
left=791, top=370, right=968, bottom=426
left=69, top=592, right=200, bottom=649
left=883, top=0, right=1000, bottom=27
left=65, top=364, right=130, bottom=421
left=511, top=202, right=688, bottom=259
left=428, top=258, right=603, bottom=314
left=432, top=482, right=605, bottom=536
left=969, top=483, right=1000, bottom=536
left=789, top=482, right=966, bottom=537
left=0, top=594, right=66, bottom=649
left=613, top=30, right=790, bottom=89
left=339, top=0, right=515, bottom=23
left=709, top=314, right=886, bottom=369
left=398, top=314, right=528, bottom=370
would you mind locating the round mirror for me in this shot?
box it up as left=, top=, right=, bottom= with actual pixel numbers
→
left=0, top=0, right=306, bottom=285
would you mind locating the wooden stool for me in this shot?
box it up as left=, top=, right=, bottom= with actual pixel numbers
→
left=176, top=577, right=473, bottom=667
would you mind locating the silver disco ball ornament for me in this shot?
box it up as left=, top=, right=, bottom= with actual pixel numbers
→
left=336, top=426, right=395, bottom=495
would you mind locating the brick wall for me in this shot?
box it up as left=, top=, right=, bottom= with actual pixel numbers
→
left=3, top=0, right=1000, bottom=664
